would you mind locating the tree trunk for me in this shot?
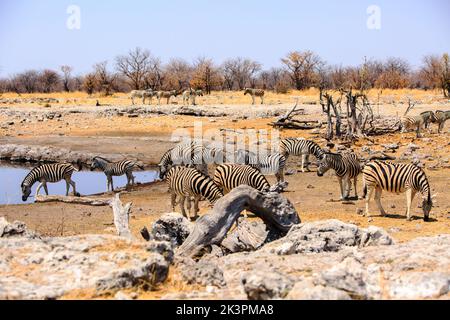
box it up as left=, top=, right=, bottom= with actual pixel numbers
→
left=177, top=185, right=300, bottom=258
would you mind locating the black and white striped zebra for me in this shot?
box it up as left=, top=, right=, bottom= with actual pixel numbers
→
left=401, top=111, right=437, bottom=137
left=317, top=151, right=362, bottom=200
left=280, top=138, right=325, bottom=172
left=165, top=166, right=223, bottom=220
left=235, top=149, right=287, bottom=182
left=213, top=164, right=270, bottom=194
left=90, top=157, right=144, bottom=192
left=433, top=110, right=450, bottom=133
left=158, top=142, right=208, bottom=179
left=244, top=88, right=265, bottom=105
left=21, top=163, right=79, bottom=201
left=362, top=160, right=433, bottom=221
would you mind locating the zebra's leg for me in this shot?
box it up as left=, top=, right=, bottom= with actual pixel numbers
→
left=405, top=189, right=416, bottom=221
left=193, top=197, right=200, bottom=220
left=374, top=187, right=386, bottom=217
left=364, top=186, right=375, bottom=217
left=43, top=182, right=49, bottom=196
left=353, top=176, right=359, bottom=199
left=110, top=177, right=114, bottom=192
left=261, top=96, right=264, bottom=105
left=344, top=177, right=351, bottom=200
left=338, top=177, right=345, bottom=200
left=185, top=197, right=192, bottom=221
left=131, top=97, right=135, bottom=105
left=252, top=96, right=255, bottom=105
left=35, top=182, right=43, bottom=197
left=179, top=196, right=188, bottom=219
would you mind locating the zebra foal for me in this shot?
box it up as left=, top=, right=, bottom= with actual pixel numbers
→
left=90, top=157, right=144, bottom=192
left=362, top=161, right=433, bottom=221
left=21, top=163, right=80, bottom=201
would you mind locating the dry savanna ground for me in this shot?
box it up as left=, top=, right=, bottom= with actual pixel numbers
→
left=0, top=89, right=449, bottom=243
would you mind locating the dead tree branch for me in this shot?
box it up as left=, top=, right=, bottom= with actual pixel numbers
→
left=35, top=195, right=111, bottom=206
left=177, top=185, right=300, bottom=258
left=110, top=193, right=133, bottom=239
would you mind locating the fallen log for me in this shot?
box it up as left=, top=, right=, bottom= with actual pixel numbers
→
left=110, top=193, right=133, bottom=239
left=177, top=185, right=300, bottom=258
left=270, top=119, right=322, bottom=130
left=35, top=195, right=111, bottom=206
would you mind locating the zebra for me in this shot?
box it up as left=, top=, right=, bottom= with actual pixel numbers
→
left=21, top=163, right=80, bottom=201
left=280, top=138, right=325, bottom=172
left=401, top=112, right=436, bottom=137
left=420, top=111, right=437, bottom=129
left=165, top=166, right=223, bottom=221
left=362, top=161, right=433, bottom=221
left=156, top=90, right=179, bottom=105
left=182, top=89, right=204, bottom=106
left=130, top=89, right=155, bottom=105
left=244, top=88, right=265, bottom=105
left=158, top=142, right=208, bottom=179
left=90, top=157, right=144, bottom=192
left=433, top=110, right=450, bottom=133
left=235, top=149, right=286, bottom=182
left=213, top=164, right=270, bottom=194
left=317, top=152, right=362, bottom=200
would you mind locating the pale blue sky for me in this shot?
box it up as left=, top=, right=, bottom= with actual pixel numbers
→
left=0, top=0, right=449, bottom=76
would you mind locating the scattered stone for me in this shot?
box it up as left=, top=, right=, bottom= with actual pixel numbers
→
left=241, top=270, right=294, bottom=300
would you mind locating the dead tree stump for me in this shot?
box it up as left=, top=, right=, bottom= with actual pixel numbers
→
left=110, top=193, right=133, bottom=239
left=177, top=185, right=300, bottom=258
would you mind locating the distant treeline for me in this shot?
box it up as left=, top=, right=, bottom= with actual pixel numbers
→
left=0, top=48, right=449, bottom=97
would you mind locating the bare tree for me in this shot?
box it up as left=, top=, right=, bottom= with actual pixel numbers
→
left=221, top=57, right=261, bottom=90
left=83, top=73, right=96, bottom=95
left=419, top=53, right=450, bottom=97
left=163, top=58, right=192, bottom=90
left=375, top=57, right=410, bottom=89
left=281, top=50, right=323, bottom=90
left=143, top=56, right=163, bottom=90
left=190, top=57, right=222, bottom=94
left=39, top=69, right=61, bottom=93
left=93, top=61, right=117, bottom=95
left=60, top=65, right=73, bottom=92
left=115, top=47, right=152, bottom=90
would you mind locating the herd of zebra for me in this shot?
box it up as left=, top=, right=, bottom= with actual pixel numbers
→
left=157, top=138, right=435, bottom=222
left=129, top=88, right=265, bottom=106
left=19, top=137, right=436, bottom=222
left=401, top=109, right=450, bottom=135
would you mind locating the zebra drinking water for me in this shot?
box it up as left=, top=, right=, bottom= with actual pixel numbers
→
left=317, top=151, right=362, bottom=200
left=213, top=164, right=271, bottom=194
left=90, top=157, right=144, bottom=192
left=244, top=88, right=265, bottom=105
left=235, top=149, right=287, bottom=182
left=165, top=166, right=223, bottom=221
left=362, top=160, right=433, bottom=221
left=280, top=138, right=325, bottom=172
left=21, top=163, right=80, bottom=201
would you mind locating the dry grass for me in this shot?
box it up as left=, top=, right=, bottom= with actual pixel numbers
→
left=1, top=88, right=446, bottom=107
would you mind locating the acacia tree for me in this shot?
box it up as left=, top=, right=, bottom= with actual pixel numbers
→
left=115, top=47, right=152, bottom=90
left=281, top=50, right=323, bottom=90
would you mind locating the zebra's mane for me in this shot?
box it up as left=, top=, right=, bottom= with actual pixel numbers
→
left=93, top=156, right=112, bottom=163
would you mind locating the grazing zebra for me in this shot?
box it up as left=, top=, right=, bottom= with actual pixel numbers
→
left=280, top=138, right=325, bottom=172
left=236, top=149, right=287, bottom=182
left=21, top=163, right=79, bottom=201
left=213, top=164, right=270, bottom=194
left=182, top=89, right=192, bottom=105
left=165, top=166, right=223, bottom=220
left=90, top=157, right=144, bottom=192
left=401, top=112, right=436, bottom=137
left=317, top=152, right=362, bottom=200
left=433, top=110, right=450, bottom=133
left=420, top=111, right=437, bottom=129
left=244, top=88, right=265, bottom=105
left=156, top=90, right=179, bottom=105
left=362, top=161, right=433, bottom=221
left=130, top=89, right=154, bottom=105
left=158, top=142, right=208, bottom=179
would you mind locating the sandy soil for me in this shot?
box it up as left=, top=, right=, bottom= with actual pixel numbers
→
left=0, top=96, right=449, bottom=244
